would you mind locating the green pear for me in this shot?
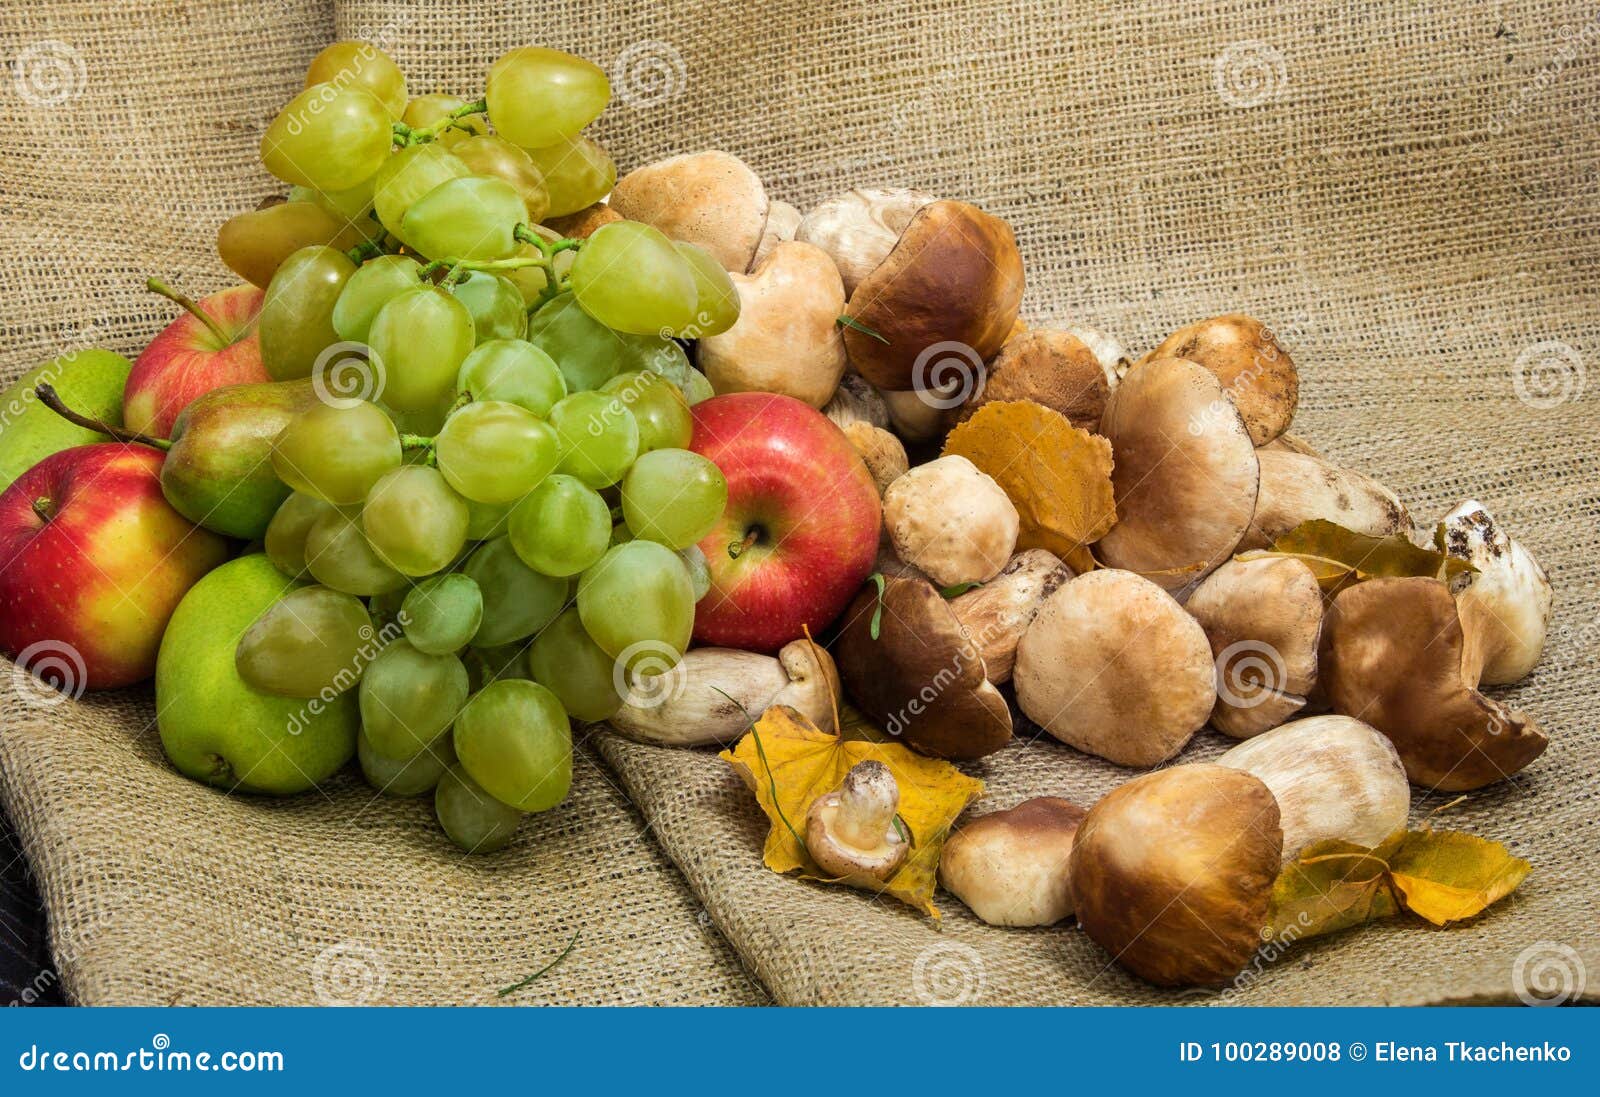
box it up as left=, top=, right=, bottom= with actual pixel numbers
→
left=161, top=379, right=320, bottom=539
left=157, top=553, right=357, bottom=795
left=0, top=349, right=132, bottom=491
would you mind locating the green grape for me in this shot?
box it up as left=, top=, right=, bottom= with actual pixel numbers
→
left=331, top=254, right=423, bottom=343
left=457, top=339, right=566, bottom=416
left=259, top=245, right=356, bottom=380
left=621, top=449, right=728, bottom=550
left=464, top=496, right=515, bottom=540
left=304, top=508, right=407, bottom=595
left=296, top=174, right=379, bottom=226
left=453, top=679, right=572, bottom=812
left=235, top=585, right=375, bottom=697
left=218, top=201, right=363, bottom=290
left=453, top=134, right=550, bottom=222
left=570, top=222, right=698, bottom=336
left=527, top=607, right=624, bottom=722
left=679, top=544, right=711, bottom=601
left=264, top=491, right=337, bottom=577
left=576, top=541, right=695, bottom=664
left=549, top=391, right=638, bottom=488
left=305, top=40, right=408, bottom=119
left=435, top=400, right=559, bottom=503
left=610, top=521, right=633, bottom=546
left=435, top=764, right=523, bottom=852
left=449, top=271, right=527, bottom=342
left=462, top=536, right=570, bottom=645
left=600, top=370, right=691, bottom=452
left=463, top=641, right=529, bottom=691
left=681, top=368, right=715, bottom=405
left=261, top=83, right=391, bottom=191
left=509, top=474, right=610, bottom=577
left=401, top=573, right=483, bottom=654
left=361, top=465, right=470, bottom=576
left=359, top=638, right=469, bottom=760
left=401, top=94, right=488, bottom=148
left=521, top=136, right=616, bottom=217
left=371, top=142, right=470, bottom=236
left=382, top=400, right=449, bottom=436
left=366, top=285, right=475, bottom=412
left=485, top=47, right=609, bottom=150
left=359, top=727, right=454, bottom=797
left=526, top=293, right=689, bottom=392
left=271, top=400, right=401, bottom=505
left=399, top=175, right=525, bottom=261
left=674, top=241, right=741, bottom=337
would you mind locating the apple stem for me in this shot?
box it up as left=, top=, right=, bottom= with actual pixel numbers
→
left=146, top=277, right=232, bottom=346
left=31, top=497, right=53, bottom=523
left=33, top=384, right=171, bottom=451
left=727, top=528, right=761, bottom=560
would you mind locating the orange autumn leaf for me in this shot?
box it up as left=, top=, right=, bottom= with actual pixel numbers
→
left=942, top=400, right=1115, bottom=566
left=720, top=704, right=984, bottom=917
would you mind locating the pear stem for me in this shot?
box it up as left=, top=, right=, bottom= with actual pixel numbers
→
left=146, top=277, right=232, bottom=346
left=34, top=384, right=171, bottom=451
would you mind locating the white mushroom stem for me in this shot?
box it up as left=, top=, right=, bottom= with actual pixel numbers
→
left=947, top=548, right=1072, bottom=684
left=822, top=371, right=891, bottom=431
left=1440, top=500, right=1552, bottom=685
left=833, top=762, right=900, bottom=849
left=1064, top=323, right=1132, bottom=385
left=1240, top=449, right=1414, bottom=551
left=805, top=760, right=910, bottom=884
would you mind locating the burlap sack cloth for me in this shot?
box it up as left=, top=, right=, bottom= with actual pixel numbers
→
left=1, top=0, right=1595, bottom=1005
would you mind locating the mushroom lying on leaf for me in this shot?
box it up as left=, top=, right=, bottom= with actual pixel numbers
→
left=795, top=186, right=936, bottom=296
left=1319, top=576, right=1549, bottom=790
left=1438, top=499, right=1552, bottom=685
left=806, top=760, right=910, bottom=887
left=1241, top=448, right=1414, bottom=551
left=1142, top=313, right=1299, bottom=445
left=939, top=797, right=1087, bottom=926
left=883, top=454, right=1019, bottom=587
left=607, top=149, right=769, bottom=272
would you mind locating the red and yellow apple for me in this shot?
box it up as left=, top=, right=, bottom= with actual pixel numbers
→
left=690, top=393, right=881, bottom=652
left=123, top=282, right=267, bottom=438
left=0, top=444, right=230, bottom=690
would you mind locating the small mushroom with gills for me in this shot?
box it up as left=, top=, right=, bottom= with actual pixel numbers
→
left=1240, top=448, right=1415, bottom=551
left=883, top=454, right=1018, bottom=588
left=806, top=760, right=909, bottom=887
left=939, top=797, right=1087, bottom=926
left=945, top=548, right=1072, bottom=684
left=1141, top=313, right=1299, bottom=445
left=1438, top=499, right=1552, bottom=685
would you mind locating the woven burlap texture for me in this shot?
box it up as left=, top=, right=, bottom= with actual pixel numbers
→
left=5, top=0, right=1598, bottom=1004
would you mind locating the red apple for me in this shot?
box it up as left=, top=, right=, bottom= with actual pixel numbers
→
left=0, top=444, right=230, bottom=691
left=123, top=281, right=266, bottom=438
left=690, top=393, right=881, bottom=652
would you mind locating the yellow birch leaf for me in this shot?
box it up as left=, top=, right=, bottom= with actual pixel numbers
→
left=720, top=704, right=984, bottom=917
left=1387, top=829, right=1532, bottom=926
left=1239, top=519, right=1474, bottom=597
left=1268, top=834, right=1404, bottom=942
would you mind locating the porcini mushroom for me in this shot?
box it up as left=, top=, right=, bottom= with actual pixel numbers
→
left=1319, top=576, right=1549, bottom=790
left=840, top=421, right=909, bottom=496
left=821, top=371, right=891, bottom=431
left=1142, top=314, right=1299, bottom=445
left=750, top=199, right=801, bottom=271
left=607, top=149, right=769, bottom=272
left=1439, top=499, right=1552, bottom=685
left=1095, top=358, right=1261, bottom=595
left=1069, top=764, right=1282, bottom=987
left=1014, top=569, right=1216, bottom=766
left=607, top=640, right=841, bottom=746
left=1240, top=448, right=1414, bottom=551
left=697, top=241, right=847, bottom=408
left=881, top=386, right=952, bottom=443
left=1185, top=555, right=1324, bottom=737
left=841, top=200, right=1025, bottom=392
left=835, top=567, right=1012, bottom=760
left=939, top=797, right=1087, bottom=926
left=883, top=455, right=1019, bottom=587
left=794, top=186, right=936, bottom=296
left=1065, top=323, right=1133, bottom=383
left=947, top=330, right=1111, bottom=432
left=1217, top=715, right=1411, bottom=860
left=806, top=760, right=909, bottom=886
left=946, top=548, right=1072, bottom=684
left=543, top=202, right=621, bottom=238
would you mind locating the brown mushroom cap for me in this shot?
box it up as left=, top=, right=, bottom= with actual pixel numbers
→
left=840, top=421, right=909, bottom=496
left=1014, top=569, right=1216, bottom=766
left=939, top=797, right=1087, bottom=926
left=1143, top=314, right=1299, bottom=445
left=946, top=330, right=1111, bottom=433
left=1185, top=555, right=1324, bottom=738
left=805, top=760, right=910, bottom=886
left=1319, top=576, right=1548, bottom=791
left=946, top=548, right=1073, bottom=684
left=607, top=149, right=769, bottom=272
left=835, top=569, right=1012, bottom=760
left=841, top=200, right=1025, bottom=392
left=1069, top=764, right=1283, bottom=987
left=1240, top=449, right=1414, bottom=551
left=1096, top=358, right=1260, bottom=595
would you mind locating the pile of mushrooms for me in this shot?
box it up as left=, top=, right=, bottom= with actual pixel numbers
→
left=589, top=152, right=1558, bottom=990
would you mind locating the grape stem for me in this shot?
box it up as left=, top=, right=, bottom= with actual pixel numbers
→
left=391, top=98, right=488, bottom=147
left=422, top=228, right=583, bottom=307
left=34, top=384, right=171, bottom=451
left=146, top=278, right=233, bottom=345
left=344, top=240, right=386, bottom=265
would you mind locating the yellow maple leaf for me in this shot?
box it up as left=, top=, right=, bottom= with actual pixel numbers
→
left=720, top=704, right=984, bottom=917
